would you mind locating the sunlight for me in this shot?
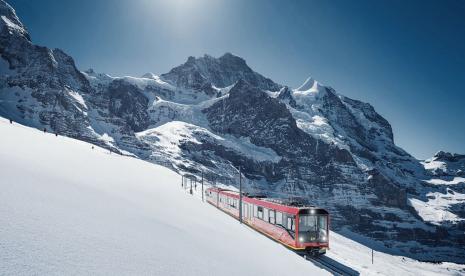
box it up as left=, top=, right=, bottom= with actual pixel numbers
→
left=143, top=0, right=223, bottom=36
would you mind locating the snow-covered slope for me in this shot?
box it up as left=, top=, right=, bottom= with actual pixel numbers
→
left=327, top=232, right=465, bottom=276
left=1, top=118, right=464, bottom=275
left=0, top=118, right=327, bottom=275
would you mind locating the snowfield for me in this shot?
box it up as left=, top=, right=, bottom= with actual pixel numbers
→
left=0, top=118, right=327, bottom=275
left=1, top=118, right=464, bottom=275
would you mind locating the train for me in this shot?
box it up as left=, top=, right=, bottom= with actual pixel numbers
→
left=205, top=187, right=329, bottom=256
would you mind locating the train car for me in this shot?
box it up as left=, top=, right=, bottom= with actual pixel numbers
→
left=205, top=187, right=329, bottom=256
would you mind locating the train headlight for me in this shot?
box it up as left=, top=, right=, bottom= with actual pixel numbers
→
left=321, top=236, right=327, bottom=241
left=299, top=237, right=304, bottom=243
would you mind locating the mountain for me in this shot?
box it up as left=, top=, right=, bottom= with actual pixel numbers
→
left=423, top=151, right=465, bottom=179
left=161, top=53, right=282, bottom=94
left=415, top=152, right=465, bottom=225
left=1, top=0, right=464, bottom=263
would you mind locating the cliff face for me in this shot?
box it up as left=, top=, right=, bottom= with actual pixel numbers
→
left=1, top=0, right=464, bottom=263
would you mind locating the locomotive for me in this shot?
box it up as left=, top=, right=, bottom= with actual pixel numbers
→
left=206, top=187, right=329, bottom=256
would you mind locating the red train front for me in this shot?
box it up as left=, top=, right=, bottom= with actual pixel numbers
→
left=205, top=187, right=329, bottom=256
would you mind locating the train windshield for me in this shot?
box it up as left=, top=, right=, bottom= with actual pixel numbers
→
left=298, top=215, right=328, bottom=243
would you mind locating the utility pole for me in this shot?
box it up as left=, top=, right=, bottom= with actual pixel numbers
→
left=239, top=166, right=242, bottom=224
left=190, top=178, right=193, bottom=195
left=372, top=248, right=374, bottom=264
left=201, top=171, right=204, bottom=202
left=371, top=229, right=374, bottom=265
left=181, top=175, right=184, bottom=188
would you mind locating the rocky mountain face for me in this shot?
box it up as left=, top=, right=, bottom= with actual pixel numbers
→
left=418, top=152, right=465, bottom=226
left=1, top=0, right=464, bottom=263
left=423, top=151, right=465, bottom=178
left=203, top=79, right=357, bottom=184
left=161, top=53, right=282, bottom=94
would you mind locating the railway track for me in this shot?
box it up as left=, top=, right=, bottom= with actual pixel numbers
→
left=307, top=255, right=359, bottom=276
left=217, top=205, right=360, bottom=275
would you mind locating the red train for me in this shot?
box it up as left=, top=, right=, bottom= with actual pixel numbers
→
left=205, top=187, right=329, bottom=256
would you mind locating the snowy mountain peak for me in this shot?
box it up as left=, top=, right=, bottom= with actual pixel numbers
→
left=296, top=76, right=322, bottom=92
left=161, top=53, right=282, bottom=92
left=0, top=0, right=29, bottom=40
left=141, top=72, right=157, bottom=79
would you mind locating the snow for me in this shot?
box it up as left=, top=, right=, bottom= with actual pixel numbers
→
left=289, top=78, right=341, bottom=149
left=295, top=76, right=321, bottom=93
left=67, top=89, right=87, bottom=109
left=80, top=70, right=114, bottom=87
left=99, top=132, right=115, bottom=143
left=141, top=72, right=157, bottom=79
left=287, top=95, right=349, bottom=151
left=0, top=85, right=45, bottom=129
left=327, top=232, right=465, bottom=276
left=422, top=160, right=447, bottom=171
left=137, top=121, right=282, bottom=164
left=424, top=177, right=465, bottom=185
left=0, top=118, right=327, bottom=275
left=1, top=15, right=23, bottom=32
left=222, top=134, right=282, bottom=163
left=408, top=191, right=465, bottom=224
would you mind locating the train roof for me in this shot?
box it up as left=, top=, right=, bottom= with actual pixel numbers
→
left=207, top=187, right=328, bottom=215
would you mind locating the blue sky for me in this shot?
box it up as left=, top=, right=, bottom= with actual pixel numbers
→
left=9, top=0, right=465, bottom=159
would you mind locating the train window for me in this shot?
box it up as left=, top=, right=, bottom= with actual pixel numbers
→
left=276, top=212, right=283, bottom=225
left=319, top=216, right=327, bottom=230
left=263, top=208, right=269, bottom=222
left=253, top=205, right=258, bottom=217
left=318, top=216, right=328, bottom=241
left=269, top=210, right=275, bottom=224
left=257, top=206, right=263, bottom=219
left=286, top=216, right=295, bottom=232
